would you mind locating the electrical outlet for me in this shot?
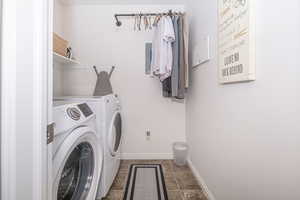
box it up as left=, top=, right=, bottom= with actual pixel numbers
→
left=146, top=131, right=151, bottom=141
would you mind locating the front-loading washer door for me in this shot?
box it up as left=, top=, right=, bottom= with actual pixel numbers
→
left=57, top=142, right=94, bottom=200
left=108, top=112, right=122, bottom=156
left=53, top=127, right=103, bottom=200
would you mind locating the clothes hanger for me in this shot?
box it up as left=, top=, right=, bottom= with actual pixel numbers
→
left=134, top=14, right=140, bottom=31
left=153, top=15, right=158, bottom=26
left=155, top=14, right=162, bottom=25
left=93, top=66, right=100, bottom=76
left=136, top=14, right=139, bottom=31
left=144, top=14, right=149, bottom=31
left=134, top=15, right=137, bottom=31
left=108, top=66, right=115, bottom=79
left=138, top=13, right=142, bottom=31
left=148, top=15, right=152, bottom=30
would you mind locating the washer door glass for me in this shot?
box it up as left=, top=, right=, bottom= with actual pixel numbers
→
left=109, top=112, right=122, bottom=156
left=57, top=142, right=94, bottom=200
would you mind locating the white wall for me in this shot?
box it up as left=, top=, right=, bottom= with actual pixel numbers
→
left=53, top=0, right=66, bottom=97
left=186, top=0, right=300, bottom=200
left=53, top=65, right=63, bottom=97
left=54, top=0, right=65, bottom=38
left=61, top=4, right=186, bottom=159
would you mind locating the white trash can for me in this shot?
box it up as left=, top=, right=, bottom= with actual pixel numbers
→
left=173, top=142, right=189, bottom=166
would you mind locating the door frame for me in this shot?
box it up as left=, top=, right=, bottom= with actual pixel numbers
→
left=1, top=0, right=53, bottom=199
left=1, top=0, right=17, bottom=199
left=0, top=0, right=2, bottom=197
left=47, top=0, right=54, bottom=199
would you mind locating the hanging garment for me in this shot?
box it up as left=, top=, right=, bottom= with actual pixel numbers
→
left=93, top=71, right=113, bottom=96
left=183, top=14, right=189, bottom=89
left=162, top=15, right=188, bottom=99
left=151, top=16, right=175, bottom=81
left=145, top=43, right=152, bottom=75
left=171, top=16, right=180, bottom=97
left=177, top=16, right=185, bottom=99
left=162, top=77, right=172, bottom=97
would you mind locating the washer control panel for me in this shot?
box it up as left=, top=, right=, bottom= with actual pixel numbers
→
left=53, top=102, right=96, bottom=137
left=78, top=103, right=93, bottom=117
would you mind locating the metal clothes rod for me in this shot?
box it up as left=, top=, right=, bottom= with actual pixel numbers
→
left=114, top=10, right=184, bottom=27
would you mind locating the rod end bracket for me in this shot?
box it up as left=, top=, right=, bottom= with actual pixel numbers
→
left=115, top=15, right=122, bottom=27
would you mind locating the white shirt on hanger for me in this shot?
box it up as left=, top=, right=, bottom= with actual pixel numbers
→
left=151, top=16, right=175, bottom=81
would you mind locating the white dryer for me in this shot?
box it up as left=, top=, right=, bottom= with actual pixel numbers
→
left=53, top=102, right=103, bottom=200
left=54, top=95, right=123, bottom=198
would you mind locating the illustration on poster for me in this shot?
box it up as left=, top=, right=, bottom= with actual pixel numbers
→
left=234, top=0, right=246, bottom=8
left=223, top=0, right=246, bottom=9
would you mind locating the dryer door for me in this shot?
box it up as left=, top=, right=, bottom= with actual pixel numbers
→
left=53, top=127, right=103, bottom=200
left=108, top=112, right=122, bottom=156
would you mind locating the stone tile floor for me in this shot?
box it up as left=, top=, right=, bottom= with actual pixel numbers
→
left=102, top=160, right=208, bottom=200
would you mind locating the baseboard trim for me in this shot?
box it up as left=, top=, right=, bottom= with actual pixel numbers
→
left=187, top=159, right=216, bottom=200
left=121, top=153, right=173, bottom=160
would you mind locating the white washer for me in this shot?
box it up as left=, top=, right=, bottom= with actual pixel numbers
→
left=54, top=95, right=123, bottom=198
left=53, top=102, right=103, bottom=200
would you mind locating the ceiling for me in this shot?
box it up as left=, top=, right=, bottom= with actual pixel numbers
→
left=61, top=0, right=187, bottom=5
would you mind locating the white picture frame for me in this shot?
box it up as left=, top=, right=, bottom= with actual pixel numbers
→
left=218, top=0, right=256, bottom=84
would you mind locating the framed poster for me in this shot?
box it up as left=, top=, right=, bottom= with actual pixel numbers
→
left=218, top=0, right=256, bottom=84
